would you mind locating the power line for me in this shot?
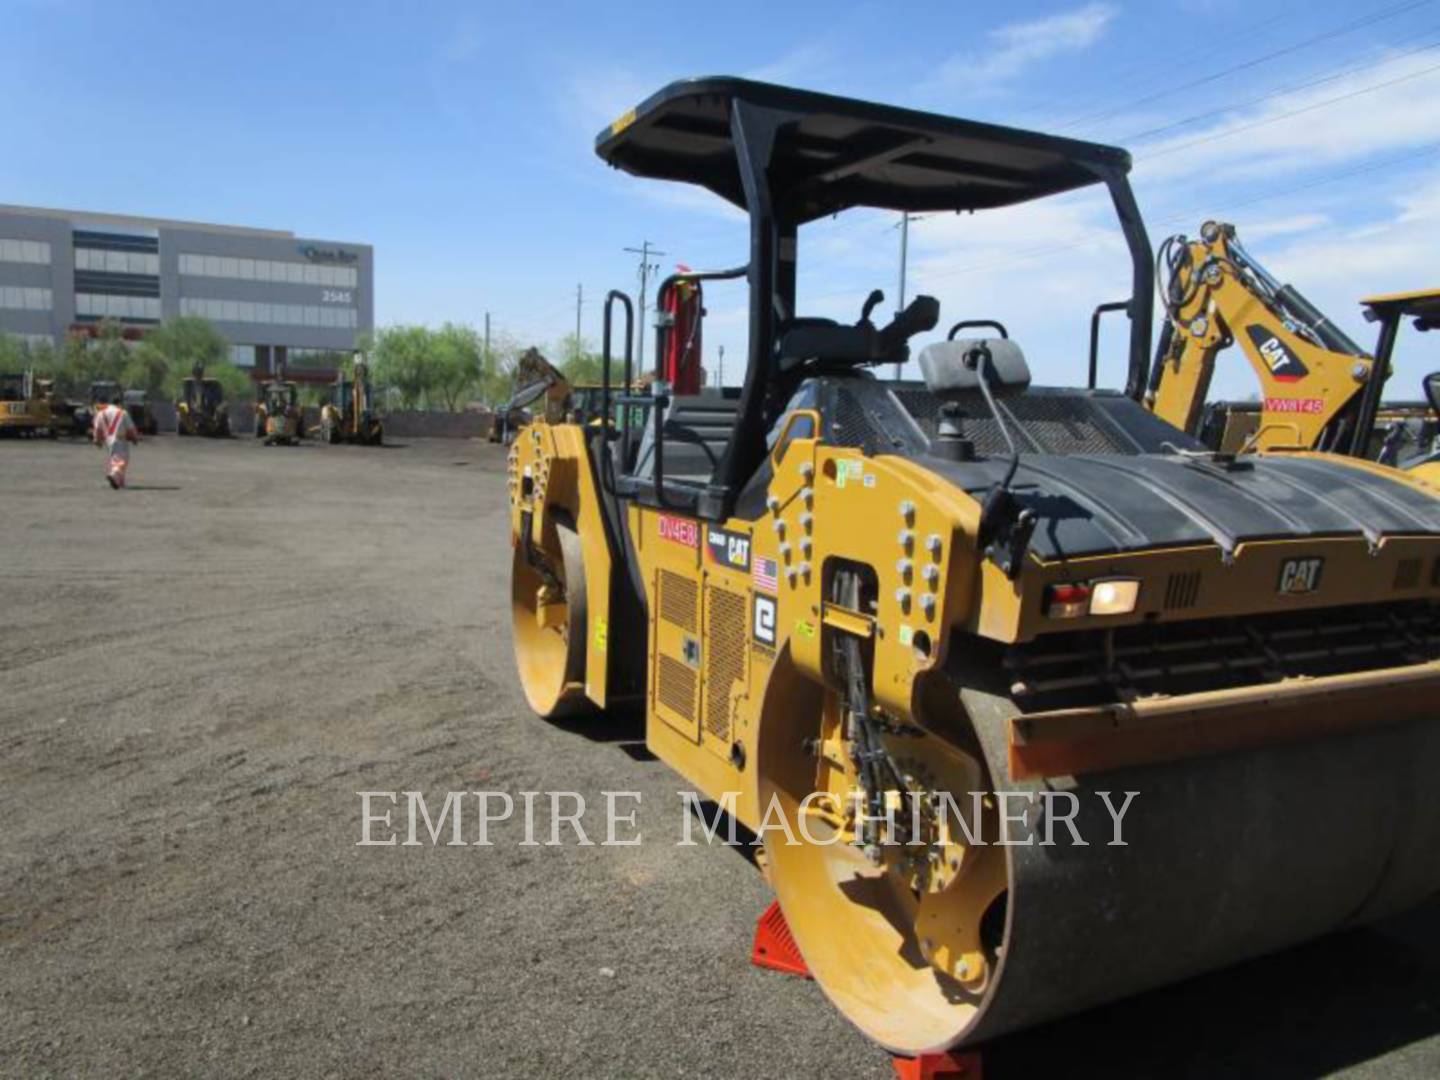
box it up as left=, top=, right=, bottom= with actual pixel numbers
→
left=1058, top=0, right=1435, bottom=133
left=1119, top=29, right=1440, bottom=144
left=1142, top=57, right=1440, bottom=161
left=1005, top=3, right=1306, bottom=132
left=624, top=240, right=665, bottom=371
left=910, top=141, right=1440, bottom=288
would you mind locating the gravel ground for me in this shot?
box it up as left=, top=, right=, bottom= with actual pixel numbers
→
left=2, top=434, right=1439, bottom=1079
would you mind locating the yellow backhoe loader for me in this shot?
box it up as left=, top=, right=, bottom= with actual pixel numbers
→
left=254, top=378, right=303, bottom=445
left=1146, top=221, right=1437, bottom=459
left=175, top=364, right=231, bottom=437
left=506, top=78, right=1440, bottom=1056
left=0, top=370, right=53, bottom=436
left=318, top=354, right=383, bottom=445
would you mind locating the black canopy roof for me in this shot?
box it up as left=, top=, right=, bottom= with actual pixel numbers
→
left=595, top=77, right=1131, bottom=223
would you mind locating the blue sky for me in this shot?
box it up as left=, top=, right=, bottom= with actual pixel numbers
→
left=5, top=0, right=1440, bottom=396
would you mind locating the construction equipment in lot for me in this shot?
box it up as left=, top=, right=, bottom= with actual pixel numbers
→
left=506, top=78, right=1440, bottom=1056
left=1146, top=221, right=1438, bottom=459
left=1358, top=288, right=1440, bottom=472
left=0, top=370, right=53, bottom=436
left=491, top=349, right=569, bottom=444
left=255, top=378, right=303, bottom=445
left=121, top=388, right=160, bottom=436
left=319, top=355, right=383, bottom=445
left=176, top=364, right=231, bottom=437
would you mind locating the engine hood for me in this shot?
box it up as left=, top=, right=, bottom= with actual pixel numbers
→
left=925, top=451, right=1440, bottom=560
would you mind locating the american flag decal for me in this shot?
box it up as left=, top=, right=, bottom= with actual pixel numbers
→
left=752, top=556, right=778, bottom=594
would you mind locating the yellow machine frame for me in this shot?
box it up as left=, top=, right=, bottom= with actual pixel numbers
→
left=1148, top=221, right=1439, bottom=459
left=319, top=354, right=384, bottom=445
left=507, top=79, right=1440, bottom=1056
left=256, top=379, right=303, bottom=445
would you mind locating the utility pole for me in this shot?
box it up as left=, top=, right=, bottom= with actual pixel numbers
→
left=717, top=344, right=725, bottom=388
left=895, top=212, right=911, bottom=379
left=897, top=212, right=910, bottom=312
left=484, top=311, right=492, bottom=397
left=623, top=240, right=665, bottom=373
left=574, top=283, right=583, bottom=363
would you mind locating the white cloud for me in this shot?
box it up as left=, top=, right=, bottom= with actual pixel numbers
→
left=743, top=41, right=840, bottom=87
left=928, top=3, right=1118, bottom=97
left=1133, top=49, right=1440, bottom=186
left=1231, top=213, right=1330, bottom=241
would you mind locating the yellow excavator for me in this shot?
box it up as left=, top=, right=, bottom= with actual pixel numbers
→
left=507, top=78, right=1440, bottom=1057
left=318, top=354, right=383, bottom=445
left=1146, top=221, right=1438, bottom=461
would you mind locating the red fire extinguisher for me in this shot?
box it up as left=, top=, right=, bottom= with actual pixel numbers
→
left=660, top=276, right=704, bottom=395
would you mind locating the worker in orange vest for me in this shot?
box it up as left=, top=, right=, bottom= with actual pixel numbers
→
left=91, top=389, right=140, bottom=489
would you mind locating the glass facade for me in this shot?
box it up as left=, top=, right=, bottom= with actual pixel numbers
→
left=76, top=293, right=160, bottom=320
left=74, top=247, right=159, bottom=275
left=287, top=347, right=352, bottom=370
left=178, top=252, right=358, bottom=288
left=0, top=238, right=52, bottom=264
left=0, top=285, right=53, bottom=311
left=180, top=295, right=358, bottom=328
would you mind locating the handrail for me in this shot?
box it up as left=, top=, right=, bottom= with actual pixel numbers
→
left=1087, top=300, right=1130, bottom=389
left=601, top=290, right=634, bottom=494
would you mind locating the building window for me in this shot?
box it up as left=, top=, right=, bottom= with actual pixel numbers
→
left=75, top=293, right=160, bottom=320
left=178, top=251, right=358, bottom=288
left=0, top=238, right=52, bottom=264
left=0, top=285, right=53, bottom=310
left=75, top=247, right=159, bottom=275
left=179, top=294, right=357, bottom=328
left=231, top=345, right=256, bottom=368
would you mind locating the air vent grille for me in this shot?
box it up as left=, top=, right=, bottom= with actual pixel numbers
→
left=704, top=587, right=747, bottom=742
left=1163, top=571, right=1201, bottom=611
left=659, top=569, right=697, bottom=632
left=657, top=655, right=696, bottom=720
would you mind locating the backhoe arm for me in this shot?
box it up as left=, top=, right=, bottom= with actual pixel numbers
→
left=1147, top=221, right=1375, bottom=451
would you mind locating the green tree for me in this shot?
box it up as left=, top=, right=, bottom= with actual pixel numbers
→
left=202, top=360, right=254, bottom=402
left=369, top=324, right=433, bottom=410
left=133, top=315, right=231, bottom=396
left=554, top=333, right=604, bottom=386
left=430, top=322, right=483, bottom=411
left=369, top=322, right=508, bottom=410
left=58, top=321, right=131, bottom=396
left=0, top=333, right=43, bottom=374
left=479, top=330, right=523, bottom=407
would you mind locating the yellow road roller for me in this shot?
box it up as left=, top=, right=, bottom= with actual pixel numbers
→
left=507, top=78, right=1440, bottom=1054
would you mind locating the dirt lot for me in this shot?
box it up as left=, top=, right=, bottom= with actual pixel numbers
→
left=3, top=434, right=1440, bottom=1078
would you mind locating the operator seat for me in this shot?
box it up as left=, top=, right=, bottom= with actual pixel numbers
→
left=906, top=336, right=1199, bottom=456
left=630, top=388, right=742, bottom=485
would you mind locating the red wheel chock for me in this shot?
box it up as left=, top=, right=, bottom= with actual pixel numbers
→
left=891, top=1050, right=982, bottom=1079
left=750, top=901, right=983, bottom=1080
left=750, top=900, right=810, bottom=978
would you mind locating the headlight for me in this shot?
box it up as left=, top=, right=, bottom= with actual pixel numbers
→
left=1043, top=578, right=1141, bottom=618
left=1089, top=578, right=1141, bottom=616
